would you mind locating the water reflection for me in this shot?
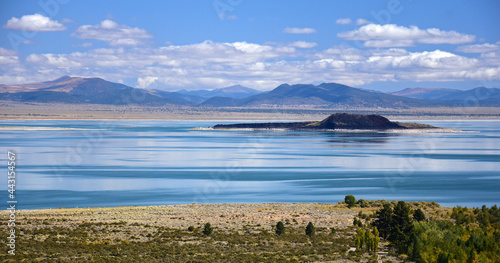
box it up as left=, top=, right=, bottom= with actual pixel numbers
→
left=323, top=132, right=394, bottom=144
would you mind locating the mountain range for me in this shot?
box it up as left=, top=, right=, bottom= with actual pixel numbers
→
left=388, top=87, right=500, bottom=106
left=1, top=76, right=499, bottom=108
left=177, top=85, right=261, bottom=100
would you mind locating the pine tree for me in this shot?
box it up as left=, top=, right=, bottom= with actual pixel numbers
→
left=390, top=201, right=414, bottom=254
left=413, top=208, right=426, bottom=222
left=275, top=221, right=285, bottom=235
left=372, top=203, right=393, bottom=239
left=305, top=222, right=315, bottom=237
left=203, top=223, right=213, bottom=236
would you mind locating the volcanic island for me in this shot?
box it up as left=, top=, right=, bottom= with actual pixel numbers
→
left=210, top=113, right=460, bottom=132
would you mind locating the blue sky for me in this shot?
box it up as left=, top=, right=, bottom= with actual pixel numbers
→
left=0, top=0, right=499, bottom=91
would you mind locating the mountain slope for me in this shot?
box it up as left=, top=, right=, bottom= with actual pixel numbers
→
left=201, top=82, right=445, bottom=108
left=390, top=87, right=500, bottom=106
left=0, top=76, right=197, bottom=105
left=436, top=87, right=500, bottom=106
left=178, top=85, right=261, bottom=99
left=389, top=88, right=462, bottom=100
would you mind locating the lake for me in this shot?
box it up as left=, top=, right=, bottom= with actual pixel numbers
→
left=1, top=119, right=499, bottom=209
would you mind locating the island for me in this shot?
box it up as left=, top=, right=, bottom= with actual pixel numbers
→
left=211, top=113, right=455, bottom=132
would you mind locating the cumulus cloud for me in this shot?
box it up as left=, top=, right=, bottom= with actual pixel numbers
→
left=336, top=18, right=351, bottom=25
left=283, top=27, right=317, bottom=34
left=73, top=19, right=153, bottom=46
left=3, top=13, right=66, bottom=31
left=456, top=43, right=500, bottom=53
left=137, top=76, right=158, bottom=88
left=5, top=40, right=500, bottom=89
left=338, top=24, right=476, bottom=47
left=365, top=50, right=478, bottom=69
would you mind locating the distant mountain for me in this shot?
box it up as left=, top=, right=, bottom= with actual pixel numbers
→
left=146, top=89, right=206, bottom=104
left=389, top=88, right=462, bottom=100
left=178, top=85, right=261, bottom=99
left=201, top=82, right=444, bottom=108
left=435, top=87, right=500, bottom=106
left=390, top=87, right=500, bottom=106
left=0, top=76, right=198, bottom=105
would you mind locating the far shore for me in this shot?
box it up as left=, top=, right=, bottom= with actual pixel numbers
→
left=1, top=102, right=500, bottom=121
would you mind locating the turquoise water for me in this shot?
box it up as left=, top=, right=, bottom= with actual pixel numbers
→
left=1, top=120, right=499, bottom=209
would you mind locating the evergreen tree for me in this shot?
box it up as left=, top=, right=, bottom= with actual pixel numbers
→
left=413, top=208, right=426, bottom=222
left=275, top=221, right=285, bottom=236
left=203, top=223, right=213, bottom=236
left=390, top=201, right=414, bottom=254
left=372, top=203, right=393, bottom=239
left=305, top=222, right=315, bottom=237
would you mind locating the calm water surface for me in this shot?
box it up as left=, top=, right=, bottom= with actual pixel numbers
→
left=1, top=120, right=499, bottom=209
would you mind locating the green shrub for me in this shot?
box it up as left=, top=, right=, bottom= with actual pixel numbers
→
left=345, top=195, right=356, bottom=208
left=203, top=223, right=213, bottom=236
left=275, top=221, right=285, bottom=236
left=305, top=222, right=315, bottom=237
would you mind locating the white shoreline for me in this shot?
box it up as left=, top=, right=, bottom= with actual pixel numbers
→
left=193, top=127, right=466, bottom=133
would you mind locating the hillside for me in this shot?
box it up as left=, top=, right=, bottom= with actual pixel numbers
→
left=389, top=87, right=462, bottom=100
left=390, top=87, right=500, bottom=106
left=0, top=76, right=198, bottom=105
left=202, top=82, right=445, bottom=108
left=178, top=85, right=261, bottom=99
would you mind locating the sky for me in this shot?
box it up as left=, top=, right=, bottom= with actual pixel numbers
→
left=0, top=0, right=499, bottom=92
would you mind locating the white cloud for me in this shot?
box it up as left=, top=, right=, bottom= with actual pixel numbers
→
left=3, top=13, right=66, bottom=31
left=336, top=18, right=351, bottom=25
left=0, top=48, right=17, bottom=56
left=73, top=19, right=153, bottom=46
left=365, top=50, right=478, bottom=69
left=456, top=43, right=500, bottom=53
left=0, top=48, right=19, bottom=65
left=356, top=19, right=370, bottom=26
left=4, top=39, right=500, bottom=89
left=338, top=24, right=476, bottom=47
left=26, top=53, right=82, bottom=68
left=137, top=76, right=158, bottom=88
left=283, top=27, right=317, bottom=34
left=290, top=41, right=317, bottom=48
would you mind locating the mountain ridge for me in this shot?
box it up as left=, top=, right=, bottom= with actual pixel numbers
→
left=201, top=82, right=446, bottom=108
left=1, top=76, right=499, bottom=108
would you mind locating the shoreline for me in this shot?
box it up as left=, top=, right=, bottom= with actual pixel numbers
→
left=199, top=127, right=465, bottom=133
left=2, top=102, right=500, bottom=121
